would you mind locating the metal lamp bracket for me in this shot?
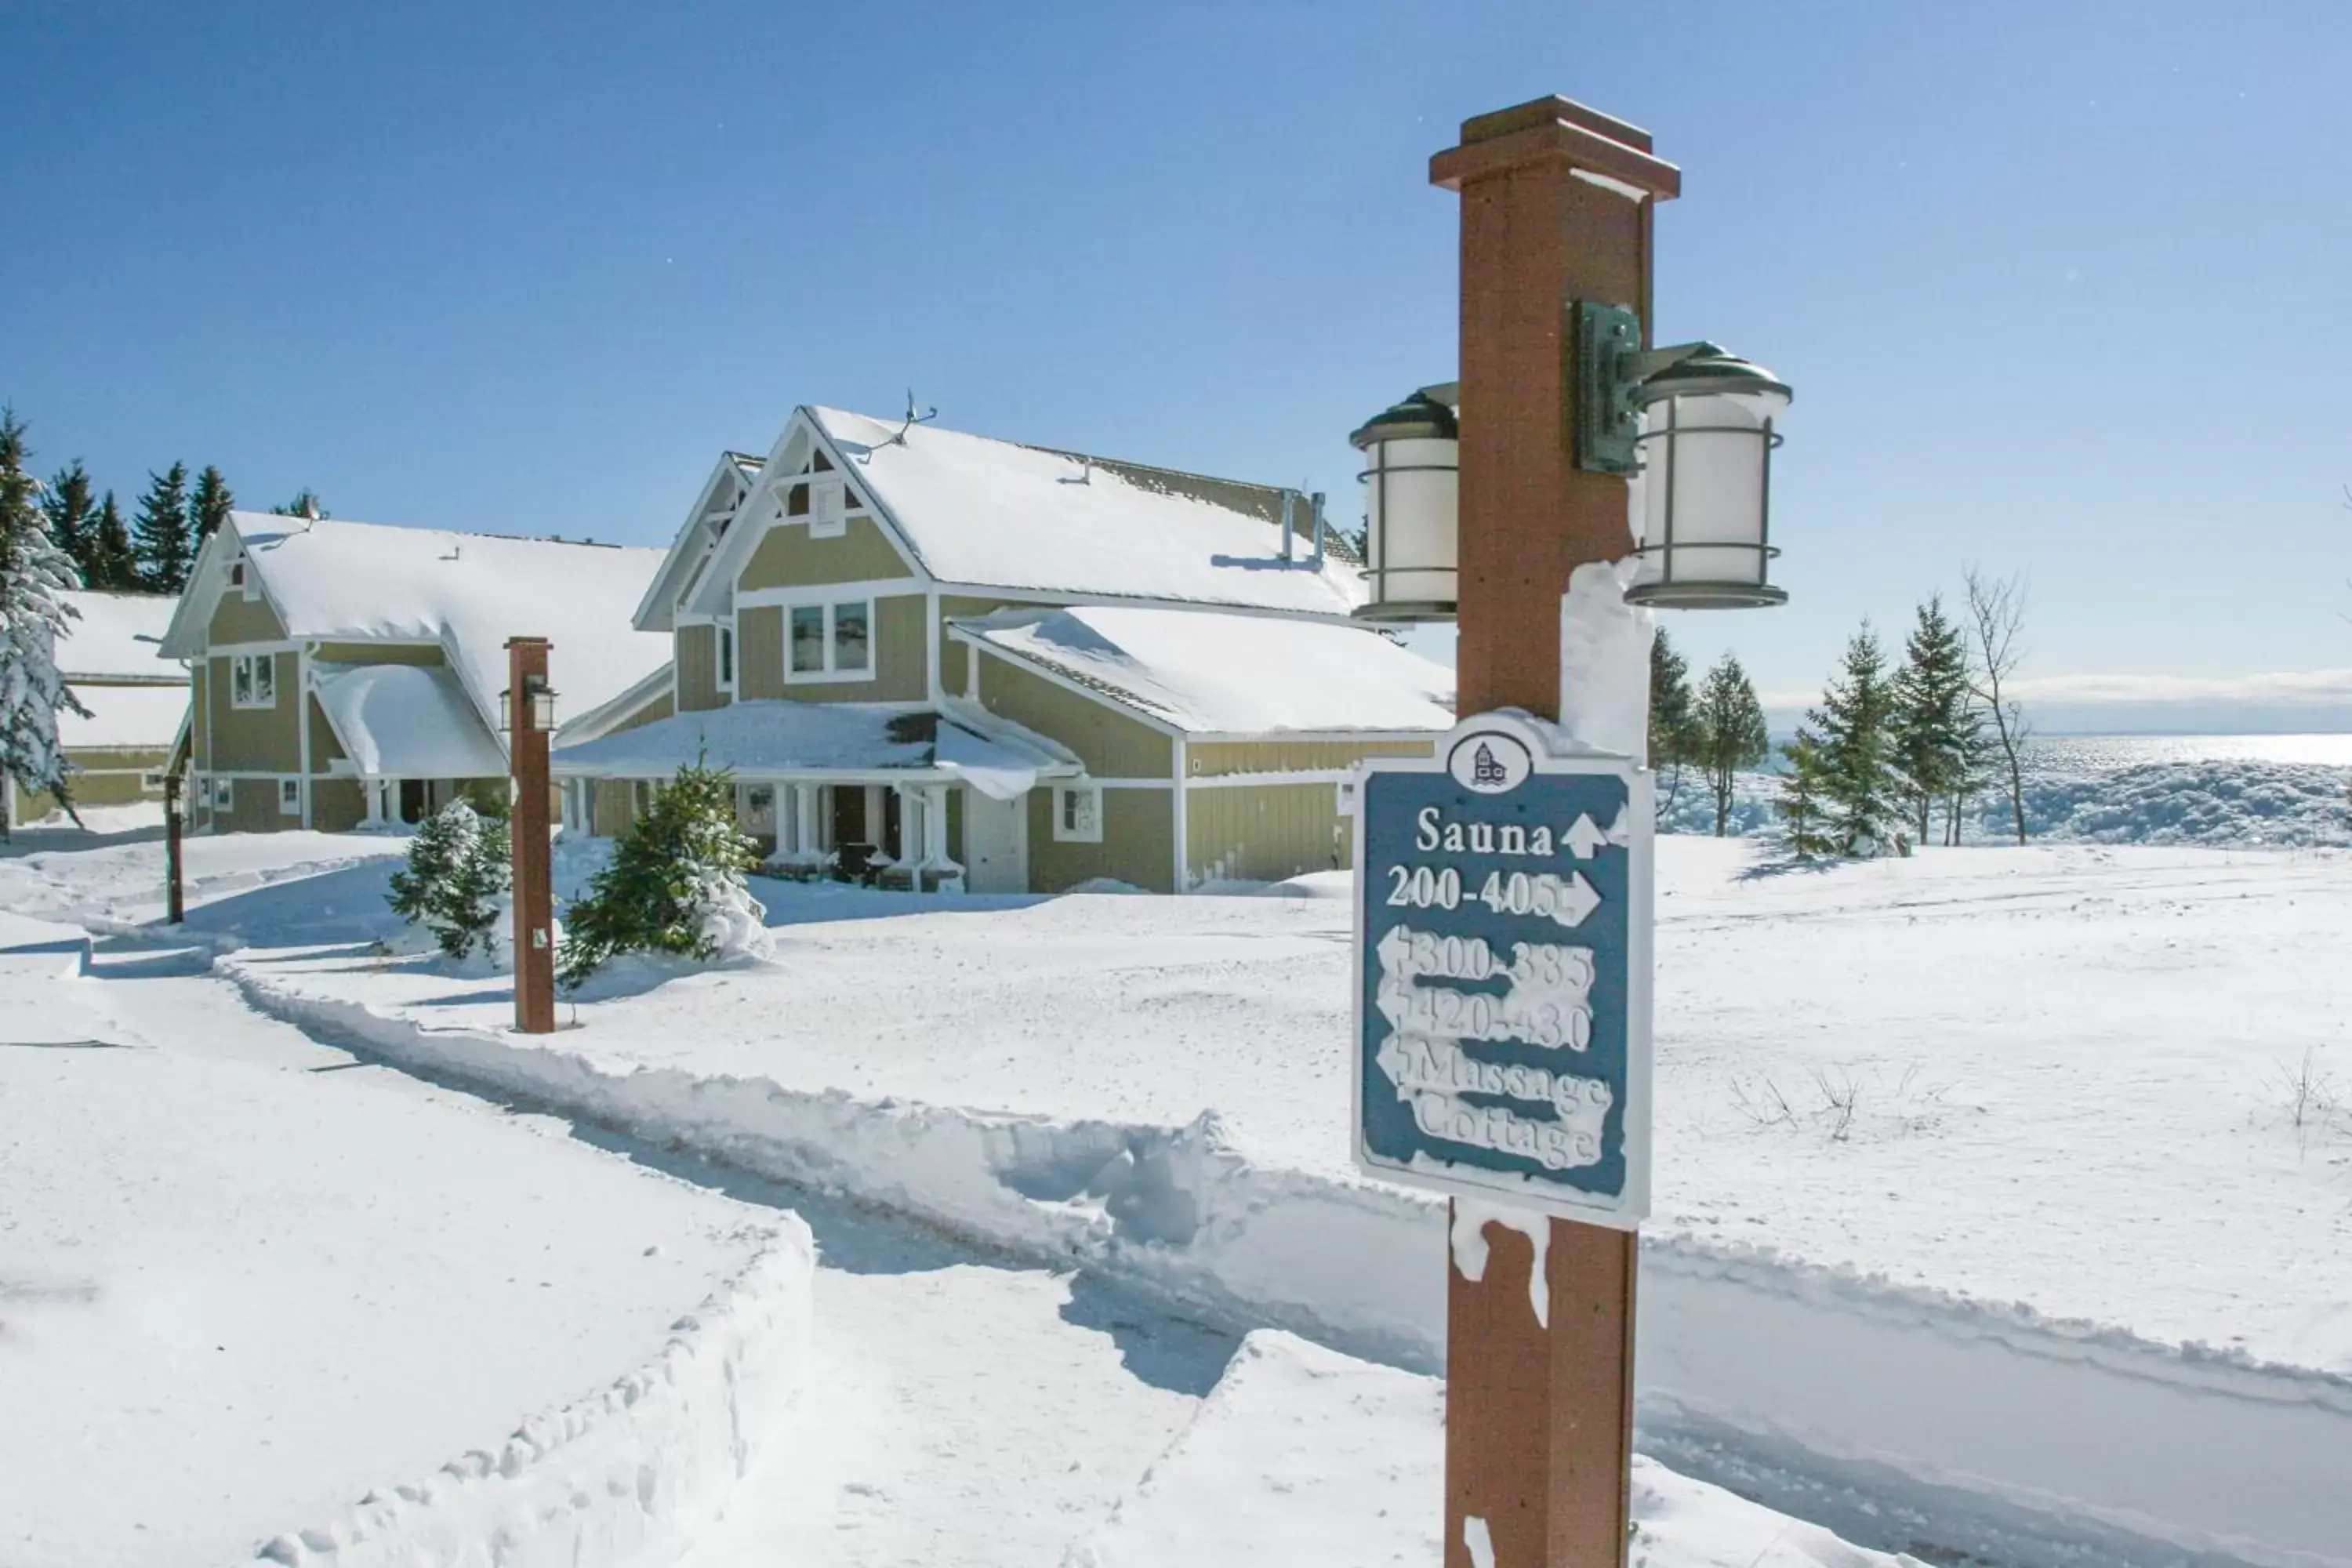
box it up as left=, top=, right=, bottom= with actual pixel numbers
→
left=1573, top=300, right=1644, bottom=475
left=1572, top=300, right=1732, bottom=477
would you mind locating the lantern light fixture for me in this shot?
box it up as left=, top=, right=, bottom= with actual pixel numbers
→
left=1346, top=384, right=1460, bottom=622
left=1574, top=300, right=1791, bottom=609
left=500, top=673, right=557, bottom=735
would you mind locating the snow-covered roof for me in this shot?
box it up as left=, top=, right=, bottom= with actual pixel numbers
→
left=56, top=682, right=187, bottom=750
left=56, top=590, right=179, bottom=683
left=952, top=606, right=1455, bottom=736
left=553, top=699, right=1080, bottom=800
left=803, top=406, right=1365, bottom=615
left=314, top=663, right=509, bottom=779
left=165, top=514, right=671, bottom=742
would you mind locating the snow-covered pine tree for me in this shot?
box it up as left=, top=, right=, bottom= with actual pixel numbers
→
left=1647, top=626, right=1701, bottom=818
left=1889, top=595, right=1977, bottom=848
left=132, top=461, right=193, bottom=593
left=1694, top=652, right=1769, bottom=837
left=1808, top=622, right=1902, bottom=856
left=0, top=410, right=93, bottom=834
left=1774, top=730, right=1835, bottom=858
left=189, top=466, right=234, bottom=546
left=39, top=460, right=97, bottom=585
left=385, top=799, right=513, bottom=960
left=87, top=492, right=138, bottom=591
left=558, top=760, right=764, bottom=987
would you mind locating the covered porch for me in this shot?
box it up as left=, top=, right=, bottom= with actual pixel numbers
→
left=552, top=699, right=1079, bottom=894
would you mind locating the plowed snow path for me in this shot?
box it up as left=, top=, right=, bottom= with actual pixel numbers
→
left=674, top=1189, right=1238, bottom=1567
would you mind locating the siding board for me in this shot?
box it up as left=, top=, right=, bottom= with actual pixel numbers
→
left=976, top=656, right=1171, bottom=780
left=738, top=515, right=909, bottom=589
left=676, top=625, right=723, bottom=712
left=1028, top=788, right=1173, bottom=893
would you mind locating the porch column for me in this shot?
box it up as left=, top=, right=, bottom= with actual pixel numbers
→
left=924, top=784, right=960, bottom=891
left=362, top=776, right=384, bottom=826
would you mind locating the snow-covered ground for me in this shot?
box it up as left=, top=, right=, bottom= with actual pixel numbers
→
left=206, top=837, right=2351, bottom=1373
left=0, top=818, right=408, bottom=928
left=12, top=823, right=2350, bottom=1565
left=0, top=911, right=798, bottom=1568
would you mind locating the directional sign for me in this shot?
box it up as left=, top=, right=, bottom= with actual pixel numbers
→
left=1352, top=710, right=1653, bottom=1228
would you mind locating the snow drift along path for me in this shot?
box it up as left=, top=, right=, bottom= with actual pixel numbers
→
left=0, top=915, right=814, bottom=1568
left=216, top=950, right=2352, bottom=1568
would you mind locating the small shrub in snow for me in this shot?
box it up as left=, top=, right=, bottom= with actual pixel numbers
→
left=386, top=799, right=511, bottom=961
left=558, top=760, right=766, bottom=987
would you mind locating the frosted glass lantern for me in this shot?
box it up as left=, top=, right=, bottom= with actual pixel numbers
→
left=1627, top=350, right=1790, bottom=608
left=1348, top=388, right=1459, bottom=622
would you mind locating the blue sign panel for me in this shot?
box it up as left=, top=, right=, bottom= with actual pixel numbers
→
left=1352, top=712, right=1653, bottom=1228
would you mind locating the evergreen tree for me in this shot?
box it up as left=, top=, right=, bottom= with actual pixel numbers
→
left=1889, top=595, right=1979, bottom=847
left=1774, top=731, right=1835, bottom=858
left=86, top=492, right=138, bottom=591
left=189, top=465, right=234, bottom=546
left=387, top=798, right=512, bottom=961
left=270, top=489, right=327, bottom=520
left=39, top=460, right=97, bottom=587
left=1647, top=627, right=1701, bottom=818
left=559, top=760, right=764, bottom=986
left=131, top=461, right=194, bottom=593
left=1693, top=653, right=1769, bottom=837
left=1807, top=622, right=1903, bottom=856
left=0, top=410, right=93, bottom=833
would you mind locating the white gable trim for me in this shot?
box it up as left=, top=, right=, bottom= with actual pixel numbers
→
left=678, top=410, right=934, bottom=626
left=632, top=452, right=764, bottom=633
left=159, top=520, right=299, bottom=659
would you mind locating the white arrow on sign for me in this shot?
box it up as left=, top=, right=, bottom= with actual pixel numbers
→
left=1563, top=813, right=1609, bottom=860
left=1553, top=871, right=1602, bottom=928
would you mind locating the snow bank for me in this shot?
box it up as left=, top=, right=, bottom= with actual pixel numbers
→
left=213, top=956, right=2352, bottom=1568
left=1065, top=1330, right=1928, bottom=1568
left=241, top=1232, right=816, bottom=1568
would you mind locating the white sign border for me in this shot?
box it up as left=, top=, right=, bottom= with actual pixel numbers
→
left=1349, top=710, right=1654, bottom=1231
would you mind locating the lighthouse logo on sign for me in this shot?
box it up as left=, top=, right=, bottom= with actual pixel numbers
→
left=1449, top=729, right=1532, bottom=793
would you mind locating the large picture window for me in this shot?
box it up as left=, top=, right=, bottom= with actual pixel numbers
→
left=785, top=598, right=876, bottom=682
left=230, top=652, right=276, bottom=709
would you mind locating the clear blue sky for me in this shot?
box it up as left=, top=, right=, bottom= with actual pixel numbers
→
left=6, top=1, right=2350, bottom=721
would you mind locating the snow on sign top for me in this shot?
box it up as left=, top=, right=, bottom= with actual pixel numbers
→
left=55, top=590, right=180, bottom=682
left=954, top=604, right=1455, bottom=735
left=807, top=407, right=1367, bottom=615
left=181, top=514, right=671, bottom=738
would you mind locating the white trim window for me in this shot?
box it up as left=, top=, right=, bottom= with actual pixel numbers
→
left=786, top=597, right=874, bottom=682
left=229, top=559, right=259, bottom=601
left=230, top=652, right=277, bottom=709
left=716, top=621, right=737, bottom=693
left=1053, top=782, right=1103, bottom=844
left=278, top=778, right=301, bottom=816
left=209, top=776, right=234, bottom=810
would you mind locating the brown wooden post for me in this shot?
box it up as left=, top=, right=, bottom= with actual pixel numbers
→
left=506, top=636, right=556, bottom=1034
left=1428, top=96, right=1679, bottom=1568
left=163, top=771, right=185, bottom=925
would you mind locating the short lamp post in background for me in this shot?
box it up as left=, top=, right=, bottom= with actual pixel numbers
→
left=162, top=770, right=185, bottom=925
left=501, top=637, right=557, bottom=1035
left=1348, top=96, right=1791, bottom=1568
